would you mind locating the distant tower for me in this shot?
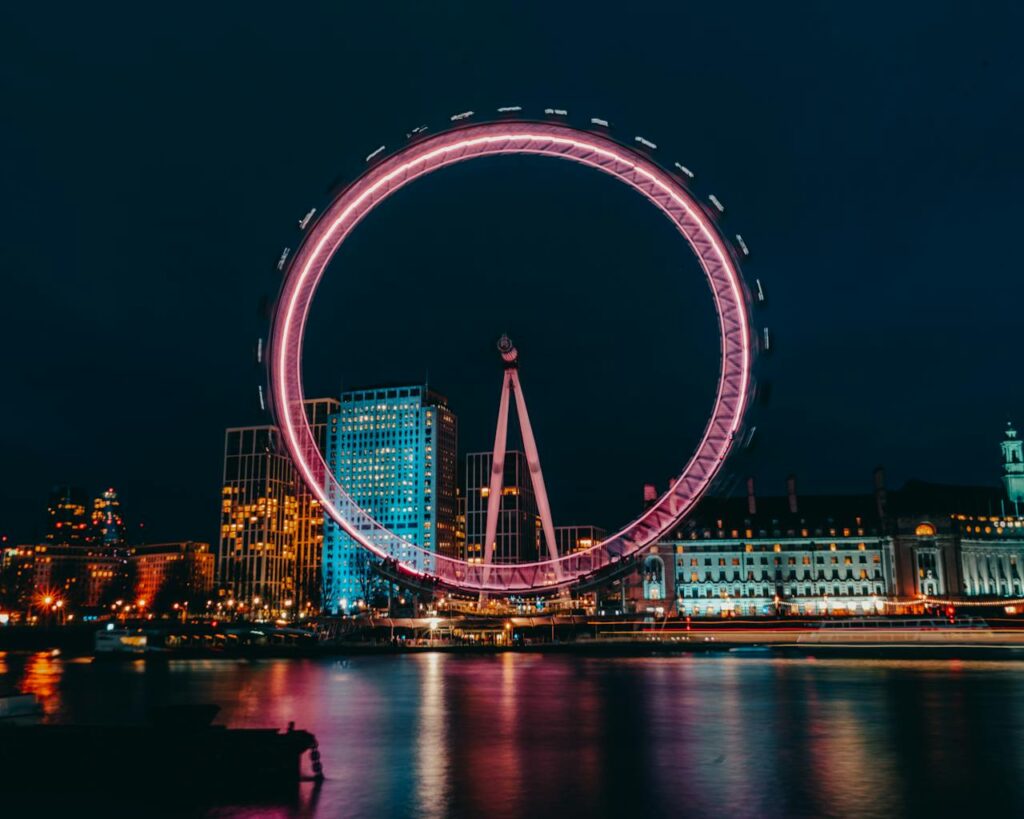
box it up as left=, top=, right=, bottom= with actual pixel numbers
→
left=92, top=488, right=126, bottom=550
left=1002, top=422, right=1024, bottom=514
left=46, top=486, right=90, bottom=545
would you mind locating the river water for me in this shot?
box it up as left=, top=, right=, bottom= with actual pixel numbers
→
left=2, top=651, right=1023, bottom=818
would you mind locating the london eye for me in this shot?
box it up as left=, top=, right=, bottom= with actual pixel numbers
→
left=266, top=114, right=760, bottom=595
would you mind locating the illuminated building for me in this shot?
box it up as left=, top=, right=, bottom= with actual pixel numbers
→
left=91, top=487, right=126, bottom=550
left=455, top=489, right=466, bottom=559
left=46, top=486, right=90, bottom=545
left=1002, top=421, right=1024, bottom=512
left=131, top=541, right=214, bottom=606
left=2, top=543, right=120, bottom=611
left=464, top=451, right=539, bottom=565
left=666, top=483, right=895, bottom=616
left=217, top=398, right=338, bottom=614
left=2, top=541, right=213, bottom=616
left=218, top=425, right=296, bottom=610
left=295, top=398, right=340, bottom=613
left=951, top=516, right=1024, bottom=597
left=323, top=385, right=457, bottom=613
left=612, top=478, right=897, bottom=616
left=883, top=427, right=1024, bottom=600
left=555, top=524, right=606, bottom=557
left=888, top=481, right=1022, bottom=599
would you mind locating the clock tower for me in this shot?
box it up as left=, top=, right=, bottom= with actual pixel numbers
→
left=1002, top=421, right=1024, bottom=513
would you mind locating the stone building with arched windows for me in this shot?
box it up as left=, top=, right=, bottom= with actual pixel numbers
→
left=618, top=424, right=1024, bottom=615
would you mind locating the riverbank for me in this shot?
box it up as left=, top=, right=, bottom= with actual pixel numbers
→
left=9, top=617, right=1024, bottom=662
left=7, top=639, right=1024, bottom=663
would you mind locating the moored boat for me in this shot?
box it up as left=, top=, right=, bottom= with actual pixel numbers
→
left=0, top=705, right=321, bottom=794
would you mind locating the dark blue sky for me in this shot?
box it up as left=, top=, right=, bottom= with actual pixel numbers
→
left=2, top=2, right=1022, bottom=544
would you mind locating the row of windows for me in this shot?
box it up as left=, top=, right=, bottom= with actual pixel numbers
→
left=683, top=553, right=879, bottom=567
left=682, top=569, right=881, bottom=583
left=680, top=583, right=885, bottom=598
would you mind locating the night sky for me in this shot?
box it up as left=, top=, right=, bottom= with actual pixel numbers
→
left=2, top=3, right=1023, bottom=546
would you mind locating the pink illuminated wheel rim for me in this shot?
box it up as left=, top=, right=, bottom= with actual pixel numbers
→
left=269, top=120, right=753, bottom=594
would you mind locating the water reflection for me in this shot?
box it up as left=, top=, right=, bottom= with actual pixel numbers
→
left=20, top=651, right=64, bottom=713
left=0, top=654, right=1022, bottom=818
left=414, top=653, right=449, bottom=818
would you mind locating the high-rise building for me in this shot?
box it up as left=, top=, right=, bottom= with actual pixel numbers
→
left=218, top=425, right=297, bottom=610
left=464, top=451, right=540, bottom=565
left=295, top=398, right=340, bottom=613
left=217, top=398, right=338, bottom=614
left=455, top=488, right=467, bottom=560
left=323, top=385, right=457, bottom=613
left=91, top=487, right=126, bottom=550
left=46, top=486, right=90, bottom=545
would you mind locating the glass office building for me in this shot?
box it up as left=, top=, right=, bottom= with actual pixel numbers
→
left=323, top=385, right=456, bottom=613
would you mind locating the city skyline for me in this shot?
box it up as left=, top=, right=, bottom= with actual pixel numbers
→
left=4, top=391, right=1021, bottom=550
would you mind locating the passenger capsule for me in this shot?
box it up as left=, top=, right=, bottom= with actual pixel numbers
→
left=276, top=248, right=291, bottom=271
left=298, top=208, right=316, bottom=230
left=634, top=136, right=657, bottom=150
left=365, top=145, right=385, bottom=162
left=590, top=117, right=609, bottom=127
left=708, top=194, right=725, bottom=213
left=449, top=111, right=474, bottom=121
left=674, top=162, right=695, bottom=179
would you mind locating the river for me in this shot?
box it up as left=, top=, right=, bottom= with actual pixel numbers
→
left=2, top=651, right=1023, bottom=818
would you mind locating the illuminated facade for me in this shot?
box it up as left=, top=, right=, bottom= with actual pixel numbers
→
left=671, top=536, right=894, bottom=616
left=132, top=541, right=214, bottom=607
left=295, top=398, right=339, bottom=612
left=91, top=487, right=126, bottom=550
left=464, top=451, right=540, bottom=565
left=455, top=489, right=466, bottom=559
left=218, top=425, right=297, bottom=610
left=2, top=541, right=213, bottom=616
left=218, top=398, right=337, bottom=614
left=2, top=543, right=120, bottom=610
left=555, top=524, right=606, bottom=557
left=1002, top=422, right=1024, bottom=511
left=46, top=486, right=90, bottom=545
left=323, top=385, right=457, bottom=613
left=619, top=483, right=898, bottom=616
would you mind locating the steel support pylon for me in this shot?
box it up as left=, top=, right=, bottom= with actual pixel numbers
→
left=480, top=337, right=562, bottom=602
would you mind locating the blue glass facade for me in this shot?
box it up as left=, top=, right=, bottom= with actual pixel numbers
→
left=323, top=385, right=457, bottom=613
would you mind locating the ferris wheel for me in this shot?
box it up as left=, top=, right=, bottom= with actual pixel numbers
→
left=265, top=111, right=765, bottom=595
